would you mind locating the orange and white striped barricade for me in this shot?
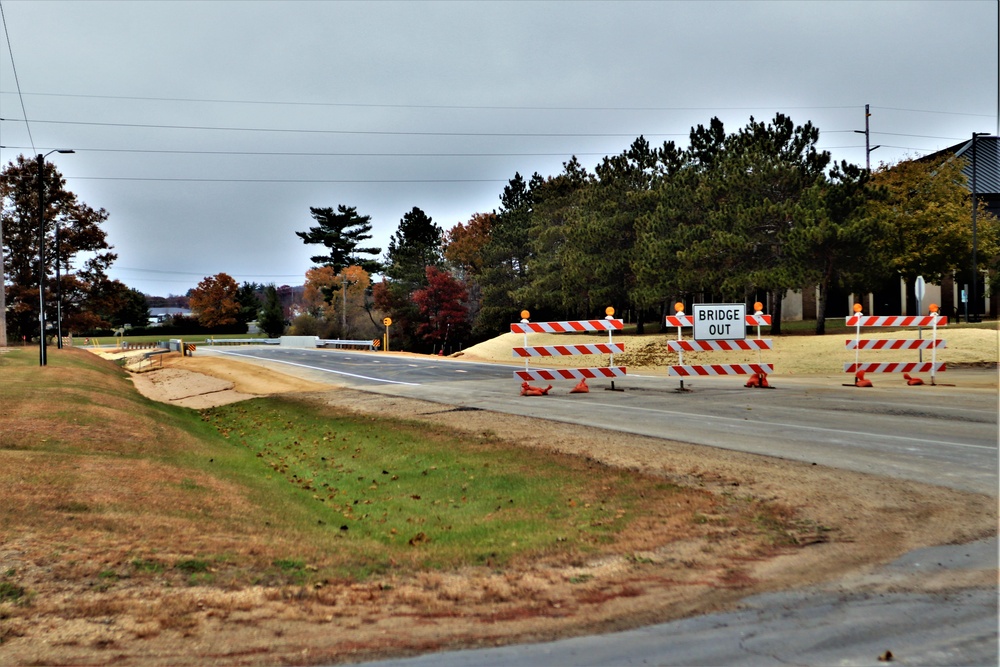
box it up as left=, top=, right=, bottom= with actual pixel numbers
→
left=665, top=302, right=773, bottom=389
left=845, top=305, right=947, bottom=386
left=512, top=308, right=626, bottom=394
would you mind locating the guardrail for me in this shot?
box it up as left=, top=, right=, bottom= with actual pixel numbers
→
left=205, top=338, right=280, bottom=345
left=318, top=339, right=375, bottom=350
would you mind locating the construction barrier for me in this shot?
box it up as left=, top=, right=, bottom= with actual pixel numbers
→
left=669, top=363, right=774, bottom=377
left=845, top=305, right=947, bottom=386
left=665, top=302, right=773, bottom=388
left=512, top=308, right=626, bottom=394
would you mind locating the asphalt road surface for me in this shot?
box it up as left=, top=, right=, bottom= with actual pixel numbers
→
left=203, top=346, right=998, bottom=666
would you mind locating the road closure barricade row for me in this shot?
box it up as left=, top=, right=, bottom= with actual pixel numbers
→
left=511, top=309, right=626, bottom=395
left=664, top=302, right=773, bottom=389
left=845, top=305, right=947, bottom=386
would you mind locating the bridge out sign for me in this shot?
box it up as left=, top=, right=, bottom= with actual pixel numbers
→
left=693, top=303, right=746, bottom=340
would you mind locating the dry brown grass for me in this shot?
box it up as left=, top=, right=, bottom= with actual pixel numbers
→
left=1, top=345, right=995, bottom=666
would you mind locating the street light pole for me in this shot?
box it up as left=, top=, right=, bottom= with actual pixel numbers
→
left=970, top=132, right=988, bottom=322
left=36, top=149, right=74, bottom=366
left=55, top=217, right=63, bottom=348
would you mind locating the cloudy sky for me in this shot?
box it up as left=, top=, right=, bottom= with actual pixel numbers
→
left=1, top=0, right=997, bottom=297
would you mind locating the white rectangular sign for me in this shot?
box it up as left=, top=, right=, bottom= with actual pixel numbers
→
left=693, top=303, right=746, bottom=341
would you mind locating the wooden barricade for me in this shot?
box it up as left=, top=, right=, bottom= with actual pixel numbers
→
left=664, top=305, right=773, bottom=388
left=845, top=309, right=947, bottom=385
left=511, top=314, right=626, bottom=392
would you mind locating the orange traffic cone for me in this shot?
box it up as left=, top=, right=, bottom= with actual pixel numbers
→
left=903, top=373, right=924, bottom=386
left=569, top=378, right=589, bottom=394
left=744, top=373, right=770, bottom=388
left=854, top=370, right=873, bottom=387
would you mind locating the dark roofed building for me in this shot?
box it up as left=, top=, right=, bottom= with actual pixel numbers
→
left=926, top=134, right=1000, bottom=218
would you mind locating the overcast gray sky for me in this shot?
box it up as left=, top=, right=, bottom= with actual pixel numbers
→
left=2, top=0, right=997, bottom=297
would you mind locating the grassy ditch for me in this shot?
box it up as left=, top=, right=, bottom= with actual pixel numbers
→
left=1, top=347, right=801, bottom=601
left=202, top=398, right=710, bottom=576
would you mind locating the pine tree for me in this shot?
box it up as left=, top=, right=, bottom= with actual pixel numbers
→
left=258, top=284, right=286, bottom=337
left=296, top=205, right=382, bottom=274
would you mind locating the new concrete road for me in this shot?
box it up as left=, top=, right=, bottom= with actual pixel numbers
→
left=202, top=346, right=999, bottom=666
left=206, top=346, right=997, bottom=495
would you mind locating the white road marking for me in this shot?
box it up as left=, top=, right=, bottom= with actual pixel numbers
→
left=213, top=350, right=421, bottom=386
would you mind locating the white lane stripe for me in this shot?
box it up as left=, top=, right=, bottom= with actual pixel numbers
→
left=538, top=397, right=997, bottom=452
left=213, top=350, right=421, bottom=386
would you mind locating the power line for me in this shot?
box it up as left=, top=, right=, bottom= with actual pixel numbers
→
left=0, top=89, right=865, bottom=113
left=3, top=90, right=991, bottom=120
left=0, top=144, right=612, bottom=158
left=873, top=105, right=995, bottom=118
left=1, top=116, right=691, bottom=138
left=115, top=267, right=303, bottom=278
left=68, top=176, right=507, bottom=183
left=0, top=3, right=33, bottom=153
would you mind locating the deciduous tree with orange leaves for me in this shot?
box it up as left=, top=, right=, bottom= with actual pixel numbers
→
left=189, top=272, right=241, bottom=328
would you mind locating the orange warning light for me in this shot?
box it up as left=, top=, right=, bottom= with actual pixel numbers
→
left=605, top=306, right=615, bottom=316
left=674, top=302, right=684, bottom=312
left=520, top=310, right=530, bottom=320
left=853, top=303, right=863, bottom=313
left=753, top=301, right=763, bottom=312
left=928, top=303, right=939, bottom=313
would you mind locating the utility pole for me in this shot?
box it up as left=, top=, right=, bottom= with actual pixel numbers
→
left=853, top=104, right=881, bottom=170
left=339, top=268, right=357, bottom=338
left=0, top=215, right=7, bottom=348
left=35, top=149, right=74, bottom=366
left=37, top=154, right=47, bottom=366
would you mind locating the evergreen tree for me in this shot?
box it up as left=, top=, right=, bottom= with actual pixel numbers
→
left=516, top=157, right=593, bottom=319
left=477, top=172, right=539, bottom=333
left=296, top=205, right=382, bottom=274
left=384, top=206, right=443, bottom=289
left=788, top=162, right=893, bottom=333
left=380, top=206, right=444, bottom=348
left=258, top=284, right=286, bottom=337
left=236, top=281, right=263, bottom=327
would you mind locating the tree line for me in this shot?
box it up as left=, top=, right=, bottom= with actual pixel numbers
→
left=298, top=113, right=996, bottom=347
left=3, top=113, right=995, bottom=349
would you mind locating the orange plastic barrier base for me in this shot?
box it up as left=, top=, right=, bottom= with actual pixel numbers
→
left=520, top=381, right=552, bottom=396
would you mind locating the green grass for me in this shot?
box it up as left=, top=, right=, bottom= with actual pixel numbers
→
left=0, top=581, right=26, bottom=602
left=201, top=397, right=663, bottom=574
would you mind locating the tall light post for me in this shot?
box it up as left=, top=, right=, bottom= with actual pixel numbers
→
left=36, top=149, right=74, bottom=366
left=970, top=132, right=989, bottom=322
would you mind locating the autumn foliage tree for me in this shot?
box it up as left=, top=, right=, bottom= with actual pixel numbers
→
left=871, top=155, right=999, bottom=315
left=1, top=154, right=118, bottom=341
left=412, top=266, right=470, bottom=351
left=301, top=264, right=371, bottom=337
left=189, top=272, right=242, bottom=329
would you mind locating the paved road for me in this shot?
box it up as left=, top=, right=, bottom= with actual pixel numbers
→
left=358, top=537, right=998, bottom=667
left=206, top=346, right=998, bottom=495
left=203, top=346, right=999, bottom=666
